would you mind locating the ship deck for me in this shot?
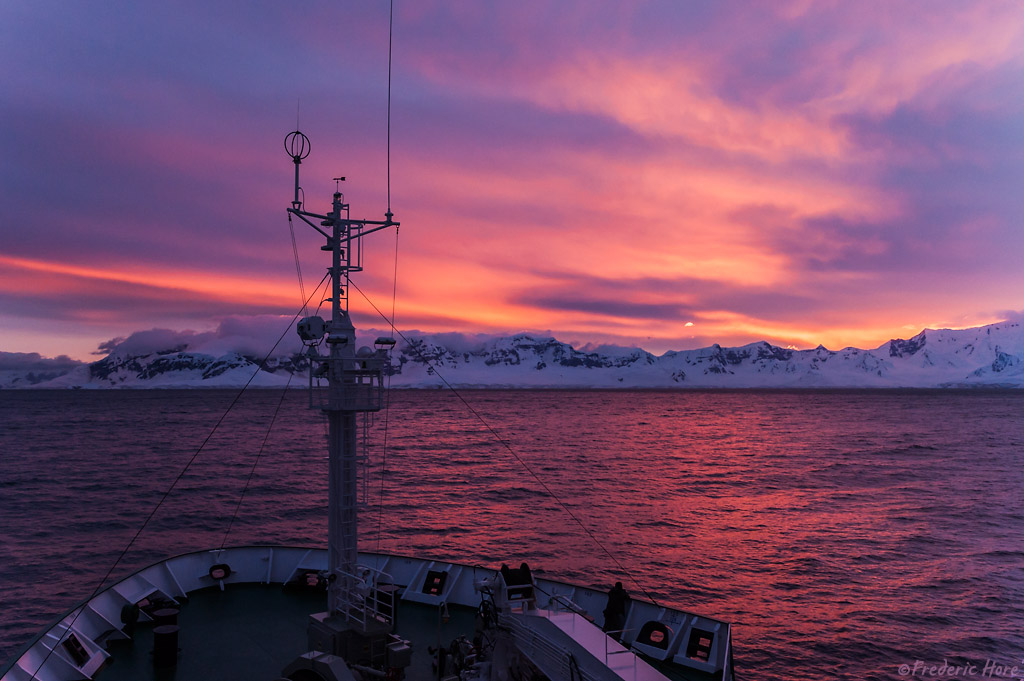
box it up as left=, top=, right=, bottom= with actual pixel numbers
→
left=94, top=583, right=478, bottom=681
left=2, top=548, right=732, bottom=681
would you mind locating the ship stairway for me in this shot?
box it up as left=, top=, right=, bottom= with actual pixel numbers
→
left=335, top=565, right=397, bottom=633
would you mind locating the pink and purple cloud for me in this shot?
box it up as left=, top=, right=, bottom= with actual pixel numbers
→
left=2, top=0, right=1023, bottom=359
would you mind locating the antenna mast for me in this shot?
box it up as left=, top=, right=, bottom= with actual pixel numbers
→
left=285, top=131, right=399, bottom=639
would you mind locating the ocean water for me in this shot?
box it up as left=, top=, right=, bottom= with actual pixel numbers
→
left=1, top=388, right=1022, bottom=680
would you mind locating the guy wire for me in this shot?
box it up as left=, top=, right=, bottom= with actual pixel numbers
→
left=29, top=271, right=331, bottom=679
left=220, top=369, right=296, bottom=549
left=349, top=279, right=661, bottom=607
left=289, top=213, right=307, bottom=313
left=374, top=220, right=400, bottom=555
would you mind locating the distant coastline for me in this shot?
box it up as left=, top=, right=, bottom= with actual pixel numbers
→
left=3, top=321, right=1022, bottom=389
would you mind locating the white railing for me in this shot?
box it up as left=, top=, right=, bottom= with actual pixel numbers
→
left=603, top=629, right=637, bottom=674
left=335, top=564, right=397, bottom=630
left=544, top=593, right=591, bottom=619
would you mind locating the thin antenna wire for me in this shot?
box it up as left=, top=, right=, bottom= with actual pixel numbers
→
left=389, top=229, right=399, bottom=341
left=220, top=371, right=295, bottom=549
left=289, top=214, right=307, bottom=314
left=350, top=279, right=660, bottom=607
left=375, top=223, right=400, bottom=555
left=386, top=0, right=394, bottom=214
left=28, top=272, right=331, bottom=680
left=376, top=1, right=398, bottom=553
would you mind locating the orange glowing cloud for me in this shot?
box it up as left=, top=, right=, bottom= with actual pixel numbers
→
left=523, top=58, right=851, bottom=162
left=0, top=255, right=298, bottom=311
left=4, top=0, right=1024, bottom=360
left=814, top=5, right=1024, bottom=115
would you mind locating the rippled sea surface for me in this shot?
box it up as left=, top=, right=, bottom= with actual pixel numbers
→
left=1, top=389, right=1023, bottom=679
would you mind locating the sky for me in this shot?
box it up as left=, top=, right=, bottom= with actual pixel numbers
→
left=2, top=0, right=1023, bottom=361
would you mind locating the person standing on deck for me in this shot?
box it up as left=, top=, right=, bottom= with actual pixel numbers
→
left=603, top=581, right=630, bottom=641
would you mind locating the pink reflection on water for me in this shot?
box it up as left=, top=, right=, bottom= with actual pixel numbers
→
left=1, top=389, right=1022, bottom=680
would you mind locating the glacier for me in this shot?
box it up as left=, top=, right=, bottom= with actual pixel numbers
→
left=2, top=322, right=1023, bottom=389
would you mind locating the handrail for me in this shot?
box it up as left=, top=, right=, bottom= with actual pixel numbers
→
left=540, top=591, right=591, bottom=619
left=334, top=564, right=397, bottom=628
left=603, top=629, right=637, bottom=677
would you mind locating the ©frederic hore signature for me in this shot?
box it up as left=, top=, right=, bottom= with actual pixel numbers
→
left=897, top=659, right=1023, bottom=679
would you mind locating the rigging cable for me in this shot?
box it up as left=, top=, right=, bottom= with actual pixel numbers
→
left=375, top=0, right=398, bottom=556
left=220, top=370, right=296, bottom=549
left=289, top=213, right=308, bottom=314
left=29, top=270, right=331, bottom=680
left=349, top=279, right=661, bottom=607
left=374, top=218, right=400, bottom=555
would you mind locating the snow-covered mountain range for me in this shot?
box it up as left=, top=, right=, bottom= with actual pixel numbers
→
left=3, top=320, right=1023, bottom=389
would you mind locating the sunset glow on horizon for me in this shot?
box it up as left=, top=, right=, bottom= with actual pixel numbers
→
left=2, top=1, right=1023, bottom=361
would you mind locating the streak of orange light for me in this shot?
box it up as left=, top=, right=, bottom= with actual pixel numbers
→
left=0, top=255, right=297, bottom=306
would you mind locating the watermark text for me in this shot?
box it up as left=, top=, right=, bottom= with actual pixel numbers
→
left=897, top=659, right=1024, bottom=679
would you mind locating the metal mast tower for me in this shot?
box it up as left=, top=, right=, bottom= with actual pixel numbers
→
left=285, top=130, right=398, bottom=630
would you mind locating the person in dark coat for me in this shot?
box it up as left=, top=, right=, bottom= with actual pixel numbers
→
left=602, top=581, right=630, bottom=640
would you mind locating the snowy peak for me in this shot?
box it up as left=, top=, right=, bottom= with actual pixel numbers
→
left=396, top=334, right=657, bottom=377
left=3, top=321, right=1024, bottom=388
left=888, top=330, right=927, bottom=358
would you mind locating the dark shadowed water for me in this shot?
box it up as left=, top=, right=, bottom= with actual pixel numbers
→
left=1, top=389, right=1022, bottom=680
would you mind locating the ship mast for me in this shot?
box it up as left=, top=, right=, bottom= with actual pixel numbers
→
left=285, top=130, right=398, bottom=627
